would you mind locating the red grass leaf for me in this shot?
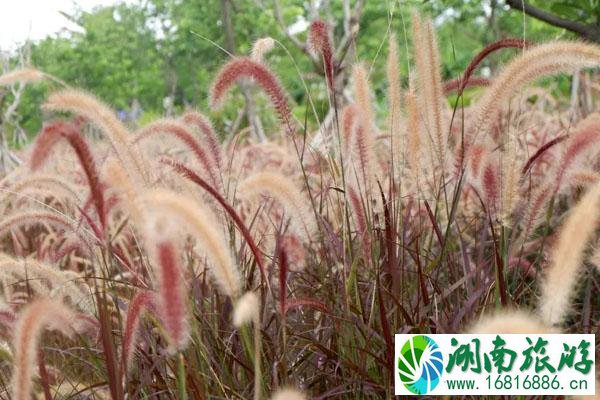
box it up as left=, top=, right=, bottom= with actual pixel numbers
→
left=521, top=134, right=567, bottom=175
left=277, top=238, right=288, bottom=317
left=284, top=297, right=329, bottom=315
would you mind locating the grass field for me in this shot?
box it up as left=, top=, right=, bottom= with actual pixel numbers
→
left=0, top=12, right=598, bottom=400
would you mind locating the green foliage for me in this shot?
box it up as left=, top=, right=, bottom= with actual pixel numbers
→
left=8, top=0, right=584, bottom=137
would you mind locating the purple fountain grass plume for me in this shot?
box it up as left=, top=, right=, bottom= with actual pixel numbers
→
left=102, top=157, right=143, bottom=225
left=251, top=37, right=275, bottom=63
left=30, top=120, right=106, bottom=230
left=472, top=41, right=600, bottom=138
left=153, top=239, right=189, bottom=352
left=237, top=171, right=318, bottom=244
left=232, top=291, right=260, bottom=328
left=466, top=143, right=487, bottom=181
left=456, top=38, right=527, bottom=96
left=121, top=291, right=156, bottom=375
left=412, top=12, right=447, bottom=169
left=4, top=173, right=83, bottom=204
left=134, top=119, right=221, bottom=189
left=0, top=256, right=88, bottom=309
left=210, top=57, right=294, bottom=135
left=423, top=19, right=446, bottom=168
left=308, top=20, right=335, bottom=92
left=11, top=298, right=78, bottom=400
left=482, top=160, right=500, bottom=215
left=43, top=90, right=146, bottom=182
left=341, top=103, right=360, bottom=156
left=518, top=184, right=553, bottom=241
left=405, top=89, right=422, bottom=186
left=352, top=121, right=376, bottom=191
left=181, top=110, right=223, bottom=170
left=540, top=180, right=600, bottom=326
left=387, top=33, right=403, bottom=177
left=0, top=210, right=76, bottom=239
left=352, top=63, right=375, bottom=136
left=554, top=113, right=600, bottom=190
left=500, top=130, right=520, bottom=225
left=0, top=68, right=45, bottom=86
left=140, top=189, right=241, bottom=299
left=350, top=64, right=377, bottom=190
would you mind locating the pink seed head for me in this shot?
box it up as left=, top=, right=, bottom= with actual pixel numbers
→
left=210, top=57, right=294, bottom=135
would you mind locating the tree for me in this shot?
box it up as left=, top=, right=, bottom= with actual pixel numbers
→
left=505, top=0, right=600, bottom=42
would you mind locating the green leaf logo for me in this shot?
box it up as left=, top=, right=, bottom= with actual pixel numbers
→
left=397, top=335, right=444, bottom=394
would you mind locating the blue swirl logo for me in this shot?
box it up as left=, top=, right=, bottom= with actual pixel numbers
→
left=397, top=335, right=444, bottom=394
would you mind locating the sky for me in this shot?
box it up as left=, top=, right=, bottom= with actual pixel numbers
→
left=0, top=0, right=130, bottom=51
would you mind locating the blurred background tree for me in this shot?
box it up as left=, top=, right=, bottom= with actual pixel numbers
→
left=2, top=0, right=595, bottom=142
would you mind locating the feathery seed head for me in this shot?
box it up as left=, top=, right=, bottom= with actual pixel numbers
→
left=270, top=387, right=307, bottom=400
left=309, top=20, right=334, bottom=90
left=0, top=68, right=45, bottom=86
left=237, top=172, right=318, bottom=243
left=31, top=121, right=106, bottom=229
left=122, top=291, right=157, bottom=374
left=43, top=89, right=146, bottom=182
left=540, top=180, right=600, bottom=326
left=210, top=57, right=294, bottom=135
left=181, top=110, right=223, bottom=170
left=154, top=240, right=189, bottom=352
left=135, top=119, right=221, bottom=188
left=11, top=299, right=77, bottom=400
left=251, top=37, right=276, bottom=63
left=233, top=291, right=260, bottom=327
left=140, top=189, right=241, bottom=298
left=472, top=41, right=600, bottom=137
left=555, top=113, right=600, bottom=190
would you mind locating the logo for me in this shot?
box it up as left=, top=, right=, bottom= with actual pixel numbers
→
left=395, top=334, right=595, bottom=396
left=397, top=335, right=444, bottom=394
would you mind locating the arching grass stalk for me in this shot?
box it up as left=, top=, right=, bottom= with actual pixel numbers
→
left=177, top=353, right=187, bottom=400
left=234, top=292, right=261, bottom=400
